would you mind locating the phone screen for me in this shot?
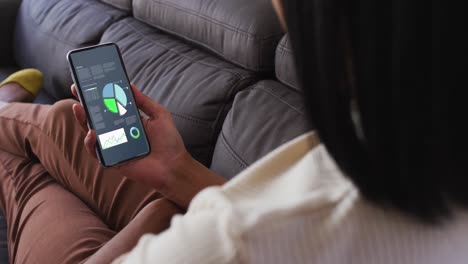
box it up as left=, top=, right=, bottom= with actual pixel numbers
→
left=68, top=44, right=150, bottom=167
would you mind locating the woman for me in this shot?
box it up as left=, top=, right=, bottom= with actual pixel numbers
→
left=1, top=0, right=466, bottom=263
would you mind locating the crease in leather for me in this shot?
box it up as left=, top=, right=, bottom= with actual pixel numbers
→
left=120, top=20, right=252, bottom=79
left=133, top=0, right=284, bottom=71
left=219, top=132, right=249, bottom=168
left=275, top=35, right=300, bottom=91
left=255, top=84, right=304, bottom=116
left=27, top=0, right=126, bottom=46
left=211, top=81, right=309, bottom=178
left=132, top=17, right=278, bottom=72
left=147, top=0, right=282, bottom=39
left=101, top=0, right=132, bottom=11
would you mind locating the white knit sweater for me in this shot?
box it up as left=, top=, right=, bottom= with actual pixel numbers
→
left=115, top=132, right=468, bottom=263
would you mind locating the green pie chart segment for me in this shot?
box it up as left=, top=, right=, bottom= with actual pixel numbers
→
left=104, top=98, right=118, bottom=113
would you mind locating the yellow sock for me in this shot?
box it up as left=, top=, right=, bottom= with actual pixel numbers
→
left=0, top=69, right=44, bottom=97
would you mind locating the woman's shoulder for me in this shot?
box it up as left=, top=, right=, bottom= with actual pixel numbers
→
left=188, top=131, right=357, bottom=228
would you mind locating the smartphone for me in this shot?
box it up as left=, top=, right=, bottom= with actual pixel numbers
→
left=67, top=43, right=150, bottom=167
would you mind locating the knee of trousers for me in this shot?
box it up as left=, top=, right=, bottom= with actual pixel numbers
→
left=43, top=99, right=80, bottom=137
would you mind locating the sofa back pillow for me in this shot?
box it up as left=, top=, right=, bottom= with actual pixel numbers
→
left=133, top=0, right=284, bottom=73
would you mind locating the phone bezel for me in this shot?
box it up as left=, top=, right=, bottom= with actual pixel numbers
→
left=67, top=43, right=151, bottom=167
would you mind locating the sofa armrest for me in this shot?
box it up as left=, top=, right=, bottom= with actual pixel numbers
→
left=0, top=0, right=21, bottom=67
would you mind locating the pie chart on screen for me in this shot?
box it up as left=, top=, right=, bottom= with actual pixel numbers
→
left=102, top=83, right=128, bottom=116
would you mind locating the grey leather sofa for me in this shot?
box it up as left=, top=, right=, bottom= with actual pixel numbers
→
left=0, top=0, right=310, bottom=262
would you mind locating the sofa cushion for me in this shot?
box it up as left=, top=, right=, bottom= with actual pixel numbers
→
left=275, top=34, right=300, bottom=92
left=33, top=90, right=57, bottom=105
left=133, top=0, right=284, bottom=73
left=100, top=0, right=132, bottom=12
left=210, top=80, right=312, bottom=179
left=14, top=0, right=127, bottom=100
left=101, top=18, right=257, bottom=166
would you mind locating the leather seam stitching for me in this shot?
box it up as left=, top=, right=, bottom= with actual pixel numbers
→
left=171, top=112, right=211, bottom=126
left=276, top=42, right=298, bottom=90
left=254, top=85, right=304, bottom=115
left=137, top=1, right=283, bottom=71
left=101, top=0, right=131, bottom=11
left=146, top=0, right=283, bottom=40
left=219, top=132, right=248, bottom=168
left=209, top=77, right=253, bottom=167
left=211, top=76, right=255, bottom=144
left=26, top=0, right=125, bottom=46
left=121, top=20, right=253, bottom=78
left=131, top=18, right=277, bottom=72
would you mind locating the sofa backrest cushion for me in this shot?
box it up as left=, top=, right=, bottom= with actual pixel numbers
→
left=275, top=34, right=300, bottom=92
left=210, top=80, right=311, bottom=179
left=132, top=0, right=284, bottom=73
left=101, top=18, right=257, bottom=165
left=14, top=0, right=127, bottom=99
left=100, top=0, right=132, bottom=12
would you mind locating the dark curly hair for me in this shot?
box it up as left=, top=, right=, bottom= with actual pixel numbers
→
left=281, top=0, right=467, bottom=223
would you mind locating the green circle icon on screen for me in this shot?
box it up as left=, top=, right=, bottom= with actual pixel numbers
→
left=130, top=127, right=140, bottom=139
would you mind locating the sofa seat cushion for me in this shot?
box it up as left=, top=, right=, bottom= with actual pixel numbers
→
left=33, top=90, right=57, bottom=105
left=210, top=80, right=312, bottom=179
left=101, top=18, right=257, bottom=166
left=14, top=0, right=127, bottom=100
left=133, top=0, right=284, bottom=72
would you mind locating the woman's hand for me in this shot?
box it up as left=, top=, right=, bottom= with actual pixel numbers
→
left=71, top=84, right=226, bottom=208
